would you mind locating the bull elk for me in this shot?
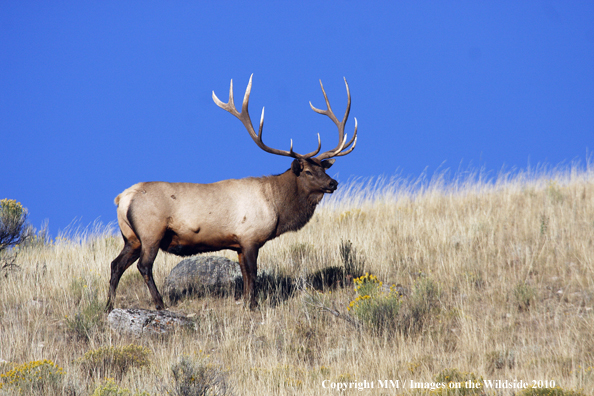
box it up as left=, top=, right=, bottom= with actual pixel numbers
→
left=105, top=75, right=357, bottom=312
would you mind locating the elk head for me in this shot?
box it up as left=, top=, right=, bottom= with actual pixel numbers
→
left=212, top=74, right=358, bottom=204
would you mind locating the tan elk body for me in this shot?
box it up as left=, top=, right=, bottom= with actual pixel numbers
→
left=106, top=75, right=357, bottom=311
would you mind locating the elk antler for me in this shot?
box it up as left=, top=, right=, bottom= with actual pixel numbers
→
left=310, top=78, right=358, bottom=160
left=212, top=74, right=322, bottom=159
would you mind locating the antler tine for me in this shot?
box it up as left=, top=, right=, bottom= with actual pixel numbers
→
left=331, top=118, right=358, bottom=157
left=228, top=79, right=235, bottom=110
left=212, top=80, right=234, bottom=116
left=289, top=133, right=322, bottom=158
left=213, top=75, right=322, bottom=159
left=310, top=80, right=339, bottom=124
left=313, top=78, right=357, bottom=160
left=241, top=74, right=251, bottom=114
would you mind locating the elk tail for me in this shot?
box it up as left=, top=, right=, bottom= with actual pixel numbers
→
left=114, top=194, right=122, bottom=207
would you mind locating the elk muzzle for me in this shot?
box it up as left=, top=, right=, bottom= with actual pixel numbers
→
left=324, top=178, right=338, bottom=193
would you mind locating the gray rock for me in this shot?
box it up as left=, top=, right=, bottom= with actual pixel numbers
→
left=108, top=308, right=196, bottom=336
left=164, top=256, right=242, bottom=303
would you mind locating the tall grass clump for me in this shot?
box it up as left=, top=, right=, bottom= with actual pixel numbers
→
left=339, top=239, right=365, bottom=279
left=402, top=276, right=441, bottom=334
left=65, top=274, right=105, bottom=341
left=76, top=344, right=151, bottom=380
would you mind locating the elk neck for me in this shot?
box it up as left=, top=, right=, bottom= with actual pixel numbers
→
left=264, top=169, right=322, bottom=237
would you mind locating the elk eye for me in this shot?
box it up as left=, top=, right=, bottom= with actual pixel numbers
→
left=305, top=170, right=313, bottom=176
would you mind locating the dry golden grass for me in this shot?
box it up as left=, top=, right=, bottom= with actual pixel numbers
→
left=1, top=165, right=594, bottom=395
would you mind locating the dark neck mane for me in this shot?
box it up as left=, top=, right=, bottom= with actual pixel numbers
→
left=265, top=170, right=322, bottom=237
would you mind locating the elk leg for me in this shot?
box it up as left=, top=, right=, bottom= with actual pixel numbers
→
left=105, top=241, right=141, bottom=312
left=136, top=244, right=166, bottom=310
left=237, top=251, right=249, bottom=301
left=239, top=245, right=259, bottom=310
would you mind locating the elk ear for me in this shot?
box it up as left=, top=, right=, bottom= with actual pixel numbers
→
left=291, top=159, right=303, bottom=175
left=321, top=159, right=335, bottom=169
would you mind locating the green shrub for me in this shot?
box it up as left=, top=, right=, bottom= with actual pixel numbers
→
left=518, top=386, right=586, bottom=396
left=400, top=276, right=441, bottom=334
left=169, top=355, right=229, bottom=396
left=514, top=281, right=536, bottom=311
left=0, top=359, right=64, bottom=395
left=65, top=275, right=105, bottom=341
left=0, top=199, right=32, bottom=252
left=348, top=273, right=403, bottom=335
left=91, top=379, right=151, bottom=396
left=76, top=344, right=151, bottom=380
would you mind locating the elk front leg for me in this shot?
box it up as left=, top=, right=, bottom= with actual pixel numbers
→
left=238, top=245, right=259, bottom=310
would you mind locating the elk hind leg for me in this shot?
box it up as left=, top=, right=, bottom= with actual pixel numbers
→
left=106, top=240, right=141, bottom=312
left=136, top=244, right=166, bottom=310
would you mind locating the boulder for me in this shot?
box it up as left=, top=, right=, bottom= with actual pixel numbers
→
left=164, top=256, right=242, bottom=303
left=108, top=308, right=196, bottom=337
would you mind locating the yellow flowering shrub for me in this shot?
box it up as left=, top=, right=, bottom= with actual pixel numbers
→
left=0, top=199, right=25, bottom=219
left=0, top=359, right=64, bottom=394
left=348, top=273, right=403, bottom=334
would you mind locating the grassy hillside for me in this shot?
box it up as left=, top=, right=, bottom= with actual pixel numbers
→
left=1, top=166, right=593, bottom=395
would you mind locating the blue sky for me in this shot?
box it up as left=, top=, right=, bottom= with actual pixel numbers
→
left=1, top=1, right=593, bottom=233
